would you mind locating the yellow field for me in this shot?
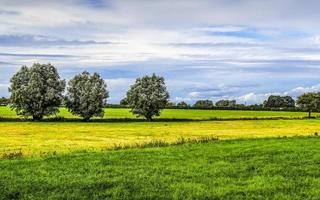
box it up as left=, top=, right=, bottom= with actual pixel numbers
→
left=1, top=119, right=319, bottom=157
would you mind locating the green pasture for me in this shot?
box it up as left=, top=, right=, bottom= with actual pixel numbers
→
left=0, top=106, right=316, bottom=119
left=1, top=137, right=320, bottom=199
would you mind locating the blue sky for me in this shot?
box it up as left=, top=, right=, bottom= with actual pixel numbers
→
left=1, top=0, right=320, bottom=104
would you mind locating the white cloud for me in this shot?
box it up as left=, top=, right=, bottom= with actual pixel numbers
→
left=0, top=83, right=9, bottom=88
left=188, top=92, right=201, bottom=98
left=105, top=78, right=134, bottom=89
left=284, top=84, right=320, bottom=97
left=1, top=0, right=320, bottom=103
left=235, top=84, right=320, bottom=104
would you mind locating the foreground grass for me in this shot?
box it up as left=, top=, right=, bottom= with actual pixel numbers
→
left=1, top=119, right=319, bottom=157
left=0, top=106, right=315, bottom=119
left=1, top=137, right=320, bottom=199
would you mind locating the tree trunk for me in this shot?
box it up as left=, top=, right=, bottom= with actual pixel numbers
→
left=146, top=116, right=153, bottom=122
left=309, top=111, right=311, bottom=118
left=82, top=117, right=91, bottom=122
left=32, top=115, right=43, bottom=121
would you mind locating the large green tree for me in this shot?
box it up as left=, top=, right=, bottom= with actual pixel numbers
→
left=296, top=93, right=320, bottom=117
left=9, top=63, right=65, bottom=120
left=66, top=71, right=108, bottom=121
left=126, top=74, right=169, bottom=121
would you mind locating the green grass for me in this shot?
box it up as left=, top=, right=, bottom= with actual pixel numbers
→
left=0, top=106, right=316, bottom=119
left=1, top=136, right=320, bottom=199
left=1, top=119, right=319, bottom=157
left=2, top=106, right=320, bottom=198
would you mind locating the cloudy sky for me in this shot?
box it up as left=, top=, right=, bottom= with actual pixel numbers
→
left=1, top=0, right=320, bottom=104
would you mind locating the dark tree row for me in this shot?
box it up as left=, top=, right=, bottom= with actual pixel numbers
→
left=167, top=95, right=320, bottom=116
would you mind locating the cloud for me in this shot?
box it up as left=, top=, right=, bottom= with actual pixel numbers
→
left=236, top=84, right=320, bottom=104
left=1, top=0, right=320, bottom=104
left=105, top=78, right=134, bottom=88
left=0, top=10, right=20, bottom=15
left=0, top=52, right=77, bottom=58
left=0, top=34, right=113, bottom=47
left=284, top=84, right=320, bottom=97
left=0, top=83, right=9, bottom=88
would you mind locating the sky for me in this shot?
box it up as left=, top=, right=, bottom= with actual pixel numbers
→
left=1, top=0, right=320, bottom=104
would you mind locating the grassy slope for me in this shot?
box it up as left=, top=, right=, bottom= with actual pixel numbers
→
left=1, top=120, right=319, bottom=156
left=1, top=137, right=320, bottom=199
left=0, top=106, right=315, bottom=119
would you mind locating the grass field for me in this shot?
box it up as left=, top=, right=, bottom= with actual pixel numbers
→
left=0, top=106, right=316, bottom=119
left=1, top=119, right=319, bottom=157
left=2, top=106, right=320, bottom=199
left=1, top=136, right=320, bottom=199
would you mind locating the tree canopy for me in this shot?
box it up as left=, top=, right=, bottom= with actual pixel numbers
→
left=177, top=101, right=189, bottom=108
left=215, top=99, right=236, bottom=108
left=193, top=100, right=214, bottom=109
left=263, top=95, right=295, bottom=108
left=66, top=71, right=108, bottom=121
left=0, top=97, right=10, bottom=106
left=126, top=74, right=169, bottom=121
left=296, top=93, right=320, bottom=117
left=9, top=63, right=65, bottom=120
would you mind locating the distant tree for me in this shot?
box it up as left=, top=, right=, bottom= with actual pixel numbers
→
left=120, top=97, right=128, bottom=106
left=66, top=71, right=108, bottom=121
left=177, top=101, right=189, bottom=108
left=282, top=96, right=295, bottom=108
left=296, top=93, right=320, bottom=117
left=264, top=95, right=295, bottom=108
left=247, top=104, right=264, bottom=110
left=0, top=97, right=10, bottom=106
left=9, top=63, right=65, bottom=120
left=234, top=103, right=246, bottom=109
left=126, top=74, right=169, bottom=121
left=193, top=100, right=214, bottom=109
left=215, top=99, right=236, bottom=108
left=263, top=95, right=283, bottom=108
left=166, top=101, right=176, bottom=108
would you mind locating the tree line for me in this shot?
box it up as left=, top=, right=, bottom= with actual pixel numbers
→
left=3, top=63, right=320, bottom=121
left=7, top=63, right=168, bottom=121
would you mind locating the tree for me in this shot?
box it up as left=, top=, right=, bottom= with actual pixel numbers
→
left=215, top=99, right=236, bottom=108
left=66, top=71, right=108, bottom=121
left=0, top=97, right=10, bottom=106
left=177, top=101, right=189, bottom=108
left=263, top=95, right=295, bottom=108
left=296, top=93, right=320, bottom=117
left=9, top=63, right=65, bottom=120
left=126, top=74, right=169, bottom=121
left=120, top=97, right=128, bottom=106
left=166, top=101, right=176, bottom=108
left=263, top=95, right=283, bottom=108
left=282, top=96, right=295, bottom=108
left=193, top=100, right=214, bottom=109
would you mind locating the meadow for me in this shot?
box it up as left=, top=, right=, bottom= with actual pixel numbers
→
left=0, top=106, right=316, bottom=119
left=1, top=136, right=320, bottom=199
left=1, top=106, right=320, bottom=199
